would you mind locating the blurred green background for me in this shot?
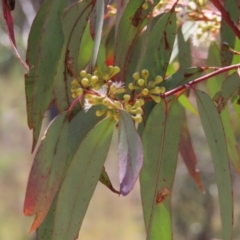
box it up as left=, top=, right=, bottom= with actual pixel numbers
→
left=1, top=1, right=240, bottom=240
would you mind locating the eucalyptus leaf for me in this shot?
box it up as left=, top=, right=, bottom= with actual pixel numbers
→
left=196, top=90, right=233, bottom=240
left=53, top=118, right=114, bottom=240
left=118, top=110, right=143, bottom=196
left=25, top=0, right=69, bottom=150
left=140, top=99, right=184, bottom=240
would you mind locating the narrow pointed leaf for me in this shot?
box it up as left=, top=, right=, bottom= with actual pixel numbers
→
left=180, top=113, right=203, bottom=191
left=90, top=0, right=104, bottom=69
left=140, top=100, right=184, bottom=240
left=207, top=42, right=225, bottom=97
left=118, top=110, right=143, bottom=196
left=196, top=90, right=233, bottom=240
left=213, top=71, right=240, bottom=112
left=141, top=9, right=177, bottom=78
left=37, top=193, right=58, bottom=240
left=219, top=0, right=239, bottom=66
left=114, top=0, right=151, bottom=82
left=165, top=67, right=204, bottom=91
left=99, top=166, right=120, bottom=194
left=53, top=118, right=114, bottom=240
left=221, top=108, right=240, bottom=173
left=178, top=95, right=198, bottom=116
left=25, top=0, right=69, bottom=150
left=54, top=1, right=94, bottom=112
left=24, top=109, right=100, bottom=231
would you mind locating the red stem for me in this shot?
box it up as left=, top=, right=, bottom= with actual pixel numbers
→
left=164, top=63, right=240, bottom=98
left=210, top=0, right=240, bottom=39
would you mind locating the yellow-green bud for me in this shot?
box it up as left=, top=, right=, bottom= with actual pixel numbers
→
left=155, top=75, right=163, bottom=84
left=141, top=69, right=149, bottom=79
left=132, top=115, right=143, bottom=123
left=113, top=66, right=120, bottom=75
left=142, top=2, right=148, bottom=10
left=106, top=110, right=113, bottom=118
left=113, top=114, right=119, bottom=122
left=71, top=79, right=80, bottom=86
left=96, top=110, right=105, bottom=117
left=138, top=99, right=145, bottom=106
left=128, top=83, right=135, bottom=90
left=134, top=100, right=141, bottom=108
left=110, top=85, right=117, bottom=93
left=102, top=98, right=109, bottom=105
left=81, top=78, right=89, bottom=87
left=123, top=94, right=131, bottom=102
left=80, top=70, right=87, bottom=77
left=136, top=107, right=143, bottom=114
left=114, top=101, right=122, bottom=108
left=76, top=88, right=83, bottom=96
left=149, top=86, right=162, bottom=94
left=148, top=81, right=155, bottom=88
left=133, top=72, right=140, bottom=80
left=138, top=79, right=145, bottom=87
left=91, top=76, right=99, bottom=84
left=85, top=94, right=92, bottom=100
left=71, top=92, right=78, bottom=98
left=116, top=88, right=125, bottom=94
left=150, top=94, right=161, bottom=103
left=142, top=88, right=149, bottom=96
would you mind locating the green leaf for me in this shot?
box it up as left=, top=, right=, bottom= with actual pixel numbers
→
left=52, top=118, right=114, bottom=240
left=24, top=108, right=100, bottom=232
left=90, top=0, right=105, bottom=69
left=114, top=0, right=150, bottom=82
left=141, top=9, right=177, bottom=79
left=37, top=193, right=58, bottom=240
left=213, top=71, right=240, bottom=112
left=179, top=112, right=203, bottom=190
left=221, top=107, right=240, bottom=173
left=207, top=42, right=225, bottom=97
left=140, top=99, right=184, bottom=240
left=165, top=67, right=204, bottom=91
left=220, top=0, right=239, bottom=66
left=54, top=1, right=94, bottom=112
left=118, top=110, right=143, bottom=196
left=177, top=26, right=191, bottom=69
left=25, top=0, right=69, bottom=150
left=196, top=90, right=233, bottom=240
left=99, top=166, right=120, bottom=194
left=178, top=94, right=198, bottom=116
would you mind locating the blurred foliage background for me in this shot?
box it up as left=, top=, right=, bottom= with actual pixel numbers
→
left=1, top=1, right=240, bottom=240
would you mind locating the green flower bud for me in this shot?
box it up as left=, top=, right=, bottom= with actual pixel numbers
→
left=132, top=115, right=142, bottom=123
left=155, top=76, right=163, bottom=84
left=96, top=110, right=105, bottom=117
left=81, top=78, right=89, bottom=87
left=150, top=94, right=161, bottom=103
left=123, top=94, right=131, bottom=102
left=141, top=69, right=149, bottom=80
left=138, top=79, right=145, bottom=87
left=80, top=70, right=87, bottom=77
left=142, top=88, right=149, bottom=96
left=133, top=72, right=140, bottom=80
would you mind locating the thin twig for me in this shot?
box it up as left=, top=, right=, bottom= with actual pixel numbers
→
left=210, top=0, right=240, bottom=39
left=163, top=63, right=240, bottom=98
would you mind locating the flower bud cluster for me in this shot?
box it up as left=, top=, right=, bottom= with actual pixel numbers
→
left=71, top=67, right=164, bottom=124
left=128, top=69, right=165, bottom=103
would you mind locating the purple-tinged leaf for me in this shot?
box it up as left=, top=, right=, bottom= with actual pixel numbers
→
left=118, top=110, right=143, bottom=196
